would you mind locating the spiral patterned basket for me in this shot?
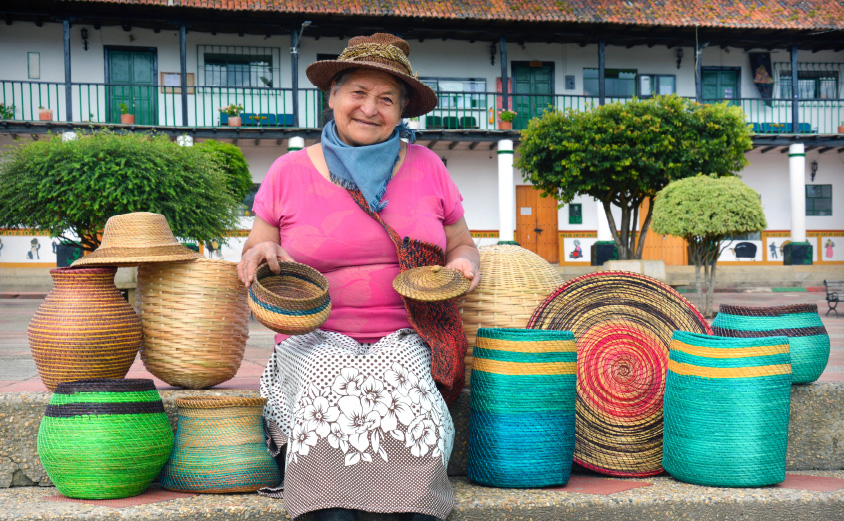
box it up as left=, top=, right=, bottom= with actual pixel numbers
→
left=468, top=328, right=577, bottom=488
left=160, top=396, right=280, bottom=493
left=527, top=271, right=712, bottom=477
left=711, top=304, right=829, bottom=384
left=36, top=378, right=174, bottom=499
left=248, top=263, right=331, bottom=335
left=663, top=331, right=791, bottom=487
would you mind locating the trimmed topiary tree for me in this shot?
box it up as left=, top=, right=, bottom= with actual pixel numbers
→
left=195, top=139, right=253, bottom=203
left=651, top=174, right=767, bottom=317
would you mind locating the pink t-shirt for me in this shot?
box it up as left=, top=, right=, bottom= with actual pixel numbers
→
left=253, top=143, right=465, bottom=344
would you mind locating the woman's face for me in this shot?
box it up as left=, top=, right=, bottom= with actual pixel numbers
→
left=329, top=69, right=407, bottom=147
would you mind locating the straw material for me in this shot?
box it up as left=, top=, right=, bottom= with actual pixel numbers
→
left=36, top=378, right=174, bottom=499
left=468, top=328, right=577, bottom=488
left=136, top=258, right=250, bottom=389
left=71, top=212, right=201, bottom=267
left=160, top=396, right=280, bottom=493
left=663, top=331, right=791, bottom=487
left=393, top=265, right=470, bottom=301
left=458, top=245, right=564, bottom=385
left=527, top=271, right=712, bottom=478
left=28, top=267, right=142, bottom=391
left=711, top=303, right=829, bottom=384
left=248, top=262, right=331, bottom=335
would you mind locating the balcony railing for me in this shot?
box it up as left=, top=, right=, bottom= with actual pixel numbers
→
left=2, top=80, right=842, bottom=135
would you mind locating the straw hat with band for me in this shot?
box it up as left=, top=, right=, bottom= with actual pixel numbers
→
left=306, top=33, right=438, bottom=118
left=72, top=212, right=201, bottom=267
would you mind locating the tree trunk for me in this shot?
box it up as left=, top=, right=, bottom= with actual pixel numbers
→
left=634, top=196, right=654, bottom=259
left=706, top=258, right=718, bottom=318
left=694, top=261, right=703, bottom=312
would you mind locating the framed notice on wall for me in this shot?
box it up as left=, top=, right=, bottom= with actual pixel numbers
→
left=160, top=72, right=195, bottom=94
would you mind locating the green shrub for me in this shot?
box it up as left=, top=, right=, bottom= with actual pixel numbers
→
left=196, top=139, right=253, bottom=203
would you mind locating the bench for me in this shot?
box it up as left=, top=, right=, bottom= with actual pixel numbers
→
left=824, top=279, right=843, bottom=316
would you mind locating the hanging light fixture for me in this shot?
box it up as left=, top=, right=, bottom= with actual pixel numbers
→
left=810, top=160, right=818, bottom=182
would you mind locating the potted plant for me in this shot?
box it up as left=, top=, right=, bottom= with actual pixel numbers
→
left=838, top=121, right=844, bottom=134
left=0, top=103, right=15, bottom=120
left=498, top=109, right=517, bottom=130
left=38, top=106, right=53, bottom=121
left=406, top=116, right=420, bottom=130
left=118, top=103, right=135, bottom=125
left=219, top=104, right=244, bottom=127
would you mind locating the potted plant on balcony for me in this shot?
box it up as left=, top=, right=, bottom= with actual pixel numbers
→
left=219, top=104, right=244, bottom=127
left=118, top=103, right=135, bottom=125
left=0, top=103, right=14, bottom=121
left=838, top=120, right=844, bottom=134
left=38, top=106, right=53, bottom=121
left=498, top=109, right=517, bottom=130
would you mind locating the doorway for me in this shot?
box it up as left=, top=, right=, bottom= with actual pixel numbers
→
left=701, top=67, right=741, bottom=104
left=511, top=61, right=554, bottom=130
left=516, top=185, right=559, bottom=263
left=105, top=47, right=158, bottom=125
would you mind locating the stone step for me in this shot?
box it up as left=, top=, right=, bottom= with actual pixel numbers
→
left=2, top=383, right=843, bottom=489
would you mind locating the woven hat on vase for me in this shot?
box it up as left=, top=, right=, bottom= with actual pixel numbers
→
left=393, top=265, right=470, bottom=301
left=72, top=212, right=201, bottom=267
left=306, top=33, right=437, bottom=118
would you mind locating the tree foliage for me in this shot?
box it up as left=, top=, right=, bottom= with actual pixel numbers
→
left=652, top=174, right=767, bottom=316
left=0, top=130, right=240, bottom=251
left=195, top=139, right=253, bottom=203
left=515, top=95, right=753, bottom=259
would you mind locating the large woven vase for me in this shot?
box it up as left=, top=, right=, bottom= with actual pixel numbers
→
left=468, top=328, right=577, bottom=488
left=28, top=267, right=142, bottom=391
left=37, top=378, right=174, bottom=499
left=160, top=396, right=280, bottom=493
left=712, top=304, right=829, bottom=383
left=663, top=331, right=791, bottom=487
left=458, top=245, right=563, bottom=385
left=136, top=259, right=250, bottom=389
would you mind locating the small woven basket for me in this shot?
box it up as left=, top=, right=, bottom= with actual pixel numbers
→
left=248, top=262, right=331, bottom=335
left=136, top=258, right=250, bottom=389
left=711, top=303, right=829, bottom=384
left=468, top=328, right=577, bottom=488
left=160, top=396, right=280, bottom=493
left=36, top=378, right=174, bottom=499
left=663, top=331, right=791, bottom=487
left=458, top=245, right=563, bottom=385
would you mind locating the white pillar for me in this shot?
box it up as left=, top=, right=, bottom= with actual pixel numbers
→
left=596, top=199, right=612, bottom=241
left=288, top=136, right=305, bottom=152
left=61, top=131, right=77, bottom=142
left=176, top=134, right=193, bottom=147
left=789, top=143, right=806, bottom=243
left=497, top=139, right=515, bottom=242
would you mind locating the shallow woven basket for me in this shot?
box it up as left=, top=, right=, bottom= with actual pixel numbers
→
left=36, top=378, right=174, bottom=499
left=468, top=328, right=577, bottom=488
left=136, top=258, right=250, bottom=389
left=663, top=331, right=791, bottom=487
left=160, top=396, right=280, bottom=493
left=458, top=245, right=563, bottom=385
left=248, top=262, right=331, bottom=335
left=711, top=303, right=829, bottom=384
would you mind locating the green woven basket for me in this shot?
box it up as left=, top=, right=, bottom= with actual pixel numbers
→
left=36, top=378, right=174, bottom=499
left=662, top=331, right=791, bottom=487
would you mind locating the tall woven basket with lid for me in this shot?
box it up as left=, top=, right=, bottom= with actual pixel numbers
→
left=136, top=258, right=250, bottom=389
left=458, top=245, right=563, bottom=385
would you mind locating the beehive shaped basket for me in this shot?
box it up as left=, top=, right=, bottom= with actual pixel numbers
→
left=458, top=245, right=563, bottom=385
left=136, top=258, right=250, bottom=389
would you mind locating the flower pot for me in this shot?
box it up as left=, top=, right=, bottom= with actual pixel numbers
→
left=838, top=125, right=844, bottom=134
left=39, top=109, right=53, bottom=121
left=120, top=114, right=135, bottom=125
left=498, top=120, right=512, bottom=130
left=227, top=116, right=242, bottom=127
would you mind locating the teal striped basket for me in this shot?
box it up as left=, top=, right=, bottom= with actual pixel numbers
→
left=662, top=331, right=791, bottom=487
left=468, top=328, right=577, bottom=488
left=711, top=303, right=829, bottom=384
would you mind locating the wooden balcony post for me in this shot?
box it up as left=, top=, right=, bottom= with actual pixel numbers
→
left=500, top=36, right=508, bottom=111
left=180, top=24, right=188, bottom=127
left=598, top=39, right=605, bottom=106
left=791, top=44, right=799, bottom=132
left=292, top=28, right=300, bottom=128
left=63, top=19, right=72, bottom=121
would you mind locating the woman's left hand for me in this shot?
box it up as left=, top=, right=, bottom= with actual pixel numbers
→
left=444, top=217, right=481, bottom=295
left=445, top=257, right=481, bottom=294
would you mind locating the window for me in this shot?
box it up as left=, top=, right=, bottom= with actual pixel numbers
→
left=583, top=69, right=637, bottom=97
left=197, top=46, right=280, bottom=87
left=806, top=185, right=832, bottom=216
left=774, top=63, right=842, bottom=99
left=568, top=203, right=583, bottom=224
left=639, top=74, right=676, bottom=97
left=420, top=78, right=486, bottom=109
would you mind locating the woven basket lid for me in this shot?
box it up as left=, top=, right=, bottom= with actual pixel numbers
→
left=393, top=265, right=470, bottom=301
left=72, top=212, right=201, bottom=267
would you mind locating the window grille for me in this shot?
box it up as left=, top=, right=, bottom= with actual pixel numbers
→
left=774, top=62, right=842, bottom=99
left=197, top=45, right=281, bottom=88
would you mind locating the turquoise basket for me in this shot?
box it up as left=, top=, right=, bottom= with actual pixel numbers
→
left=712, top=303, right=829, bottom=384
left=662, top=331, right=791, bottom=487
left=468, top=328, right=577, bottom=488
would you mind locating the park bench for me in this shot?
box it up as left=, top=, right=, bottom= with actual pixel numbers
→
left=824, top=279, right=843, bottom=317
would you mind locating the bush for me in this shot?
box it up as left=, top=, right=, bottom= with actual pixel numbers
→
left=195, top=139, right=253, bottom=203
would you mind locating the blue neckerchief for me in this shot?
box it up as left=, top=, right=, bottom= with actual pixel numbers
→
left=321, top=120, right=407, bottom=213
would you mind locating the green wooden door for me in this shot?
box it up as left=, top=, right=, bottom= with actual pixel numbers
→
left=512, top=63, right=553, bottom=130
left=702, top=69, right=739, bottom=105
left=107, top=49, right=156, bottom=125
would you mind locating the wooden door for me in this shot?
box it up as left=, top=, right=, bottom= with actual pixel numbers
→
left=702, top=68, right=739, bottom=105
left=512, top=62, right=553, bottom=130
left=106, top=48, right=157, bottom=125
left=639, top=198, right=688, bottom=265
left=516, top=185, right=559, bottom=263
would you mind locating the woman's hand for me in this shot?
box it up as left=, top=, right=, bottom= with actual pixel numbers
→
left=444, top=217, right=481, bottom=295
left=237, top=241, right=295, bottom=288
left=445, top=256, right=481, bottom=294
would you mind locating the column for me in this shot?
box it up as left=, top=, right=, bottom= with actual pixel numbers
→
left=288, top=136, right=305, bottom=152
left=789, top=143, right=806, bottom=243
left=497, top=139, right=515, bottom=242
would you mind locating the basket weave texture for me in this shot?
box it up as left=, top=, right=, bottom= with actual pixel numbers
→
left=468, top=328, right=577, bottom=488
left=392, top=265, right=470, bottom=301
left=248, top=262, right=331, bottom=335
left=136, top=258, right=250, bottom=389
left=28, top=267, right=142, bottom=391
left=458, top=245, right=563, bottom=385
left=36, top=378, right=174, bottom=499
left=711, top=303, right=829, bottom=384
left=160, top=396, right=280, bottom=493
left=527, top=271, right=711, bottom=477
left=663, top=331, right=791, bottom=487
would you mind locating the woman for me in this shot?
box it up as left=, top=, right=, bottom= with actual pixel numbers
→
left=237, top=33, right=479, bottom=521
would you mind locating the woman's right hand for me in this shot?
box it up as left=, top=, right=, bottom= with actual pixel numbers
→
left=237, top=241, right=295, bottom=288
